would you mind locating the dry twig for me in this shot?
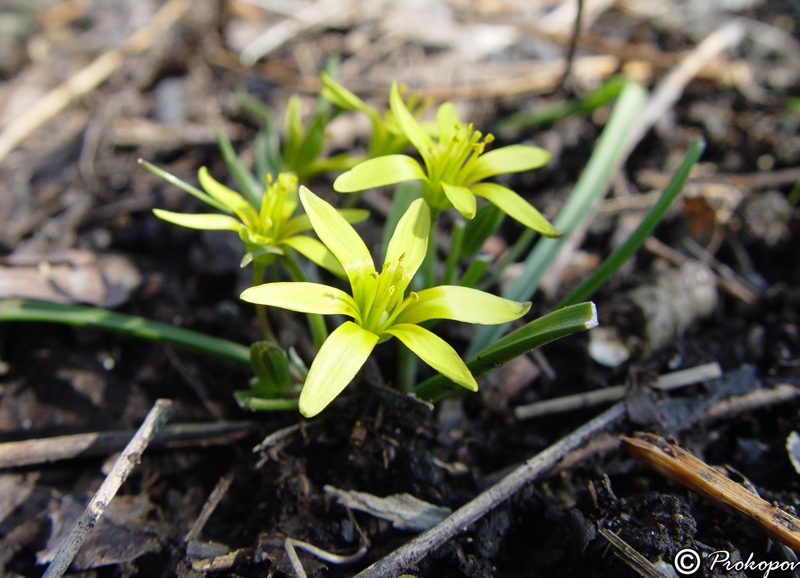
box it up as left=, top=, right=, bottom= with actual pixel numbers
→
left=622, top=434, right=800, bottom=552
left=41, top=399, right=175, bottom=578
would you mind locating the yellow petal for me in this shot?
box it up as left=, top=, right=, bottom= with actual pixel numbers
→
left=299, top=187, right=374, bottom=301
left=397, top=285, right=530, bottom=325
left=152, top=209, right=242, bottom=231
left=299, top=321, right=379, bottom=416
left=240, top=282, right=360, bottom=320
left=384, top=324, right=477, bottom=391
left=470, top=183, right=560, bottom=237
left=384, top=199, right=430, bottom=290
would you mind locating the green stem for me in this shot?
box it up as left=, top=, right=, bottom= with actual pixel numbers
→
left=252, top=262, right=277, bottom=343
left=442, top=220, right=464, bottom=285
left=396, top=341, right=418, bottom=392
left=0, top=299, right=251, bottom=367
left=281, top=256, right=328, bottom=349
left=478, top=228, right=536, bottom=291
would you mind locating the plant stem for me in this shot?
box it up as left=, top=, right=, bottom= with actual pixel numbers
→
left=252, top=262, right=277, bottom=343
left=442, top=220, right=464, bottom=285
left=281, top=257, right=328, bottom=349
left=396, top=341, right=418, bottom=392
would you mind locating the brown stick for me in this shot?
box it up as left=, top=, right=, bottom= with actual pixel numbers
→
left=621, top=434, right=800, bottom=552
left=0, top=421, right=257, bottom=469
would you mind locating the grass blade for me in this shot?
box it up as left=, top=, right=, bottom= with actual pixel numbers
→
left=468, top=80, right=648, bottom=355
left=412, top=302, right=598, bottom=402
left=556, top=138, right=706, bottom=309
left=0, top=299, right=251, bottom=367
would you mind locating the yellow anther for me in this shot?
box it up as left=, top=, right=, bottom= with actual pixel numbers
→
left=388, top=286, right=395, bottom=296
left=398, top=252, right=406, bottom=262
left=485, top=133, right=495, bottom=144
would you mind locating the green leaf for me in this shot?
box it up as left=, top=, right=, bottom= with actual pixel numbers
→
left=441, top=182, right=476, bottom=219
left=384, top=323, right=477, bottom=392
left=299, top=321, right=379, bottom=417
left=459, top=255, right=492, bottom=288
left=461, top=202, right=505, bottom=258
left=320, top=71, right=378, bottom=123
left=413, top=302, right=598, bottom=402
left=469, top=80, right=648, bottom=355
left=299, top=187, right=374, bottom=298
left=397, top=286, right=530, bottom=325
left=198, top=167, right=259, bottom=229
left=464, top=144, right=551, bottom=184
left=384, top=198, right=430, bottom=291
left=0, top=298, right=250, bottom=366
left=556, top=138, right=706, bottom=309
left=215, top=127, right=263, bottom=208
left=249, top=340, right=292, bottom=397
left=282, top=235, right=347, bottom=278
left=470, top=183, right=560, bottom=238
left=152, top=209, right=242, bottom=231
left=234, top=392, right=299, bottom=411
left=240, top=282, right=360, bottom=320
left=334, top=155, right=426, bottom=192
left=138, top=159, right=230, bottom=213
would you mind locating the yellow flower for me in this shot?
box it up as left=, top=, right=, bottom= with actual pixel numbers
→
left=334, top=82, right=560, bottom=237
left=241, top=187, right=531, bottom=417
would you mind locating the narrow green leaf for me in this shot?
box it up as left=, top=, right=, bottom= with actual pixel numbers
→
left=461, top=203, right=505, bottom=258
left=412, top=302, right=598, bottom=402
left=215, top=127, right=263, bottom=208
left=234, top=392, right=299, bottom=411
left=138, top=159, right=229, bottom=213
left=442, top=219, right=465, bottom=285
left=469, top=80, right=647, bottom=355
left=459, top=255, right=492, bottom=288
left=556, top=138, right=706, bottom=309
left=0, top=299, right=250, bottom=366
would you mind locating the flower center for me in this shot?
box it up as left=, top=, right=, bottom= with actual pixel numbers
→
left=257, top=173, right=298, bottom=238
left=425, top=123, right=494, bottom=209
left=359, top=253, right=418, bottom=334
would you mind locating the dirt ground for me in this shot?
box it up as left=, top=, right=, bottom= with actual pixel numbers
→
left=1, top=1, right=800, bottom=577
